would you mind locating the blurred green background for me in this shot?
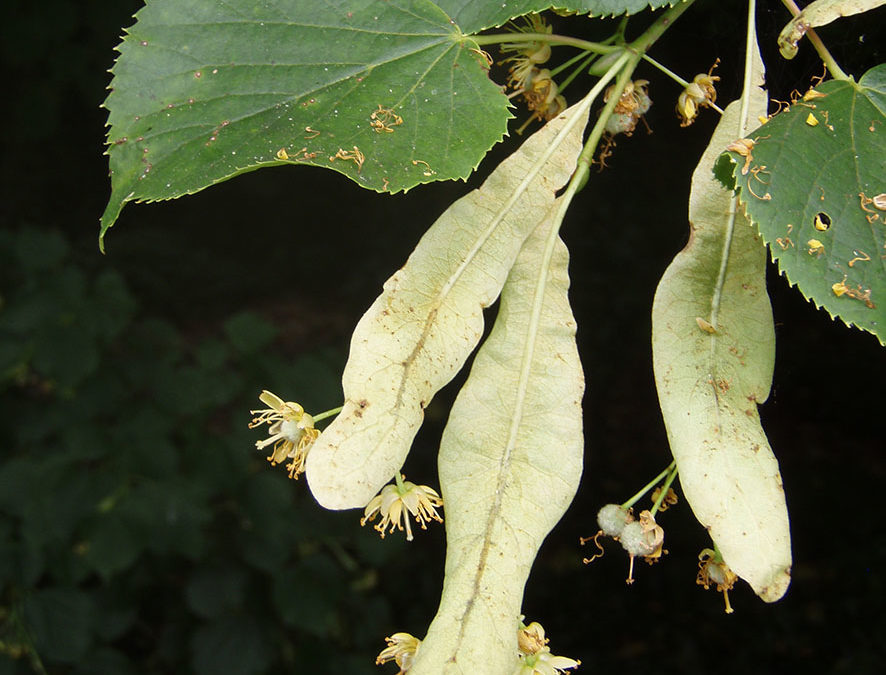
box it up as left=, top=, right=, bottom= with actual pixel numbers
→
left=1, top=1, right=885, bottom=674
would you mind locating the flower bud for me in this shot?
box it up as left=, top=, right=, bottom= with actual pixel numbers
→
left=596, top=503, right=633, bottom=538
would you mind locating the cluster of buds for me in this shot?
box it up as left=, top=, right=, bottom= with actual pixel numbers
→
left=603, top=79, right=652, bottom=136
left=516, top=620, right=581, bottom=674
left=500, top=14, right=567, bottom=125
left=615, top=509, right=666, bottom=584
left=676, top=61, right=720, bottom=127
left=587, top=485, right=744, bottom=612
left=584, top=491, right=671, bottom=584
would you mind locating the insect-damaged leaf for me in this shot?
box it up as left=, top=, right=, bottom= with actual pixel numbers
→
left=99, top=0, right=510, bottom=245
left=305, top=103, right=588, bottom=510
left=652, top=91, right=792, bottom=599
left=718, top=65, right=886, bottom=344
left=410, top=208, right=583, bottom=675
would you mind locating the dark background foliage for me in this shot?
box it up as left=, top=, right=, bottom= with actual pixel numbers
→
left=1, top=1, right=884, bottom=674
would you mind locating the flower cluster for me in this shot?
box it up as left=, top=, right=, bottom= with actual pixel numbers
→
left=501, top=14, right=552, bottom=91
left=676, top=61, right=720, bottom=127
left=583, top=500, right=668, bottom=584
left=521, top=69, right=567, bottom=123
left=515, top=620, right=581, bottom=675
left=500, top=14, right=567, bottom=124
left=248, top=390, right=319, bottom=479
left=361, top=476, right=444, bottom=541
left=603, top=79, right=652, bottom=136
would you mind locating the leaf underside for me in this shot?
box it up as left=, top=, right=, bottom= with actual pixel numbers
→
left=720, top=64, right=886, bottom=344
left=305, top=102, right=587, bottom=510
left=412, top=211, right=583, bottom=674
left=653, top=62, right=792, bottom=603
left=777, top=0, right=886, bottom=59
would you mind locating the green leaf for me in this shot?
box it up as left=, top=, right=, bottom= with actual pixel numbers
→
left=185, top=565, right=246, bottom=619
left=189, top=615, right=271, bottom=675
left=721, top=65, right=886, bottom=344
left=411, top=213, right=583, bottom=673
left=271, top=555, right=344, bottom=636
left=305, top=101, right=589, bottom=510
left=439, top=1, right=680, bottom=34
left=652, top=62, right=792, bottom=600
left=100, top=0, right=510, bottom=244
left=223, top=311, right=277, bottom=354
left=83, top=513, right=144, bottom=579
left=72, top=648, right=137, bottom=675
left=23, top=588, right=96, bottom=664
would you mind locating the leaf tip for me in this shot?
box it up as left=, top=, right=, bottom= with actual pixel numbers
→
left=99, top=192, right=130, bottom=253
left=755, top=565, right=791, bottom=603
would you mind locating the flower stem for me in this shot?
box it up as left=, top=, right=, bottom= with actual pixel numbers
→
left=555, top=53, right=597, bottom=94
left=621, top=460, right=676, bottom=510
left=642, top=54, right=724, bottom=114
left=312, top=406, right=343, bottom=423
left=549, top=50, right=595, bottom=80
left=649, top=463, right=679, bottom=517
left=642, top=53, right=691, bottom=88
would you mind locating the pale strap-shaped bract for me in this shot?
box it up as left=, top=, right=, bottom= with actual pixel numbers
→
left=652, top=37, right=792, bottom=601
left=778, top=0, right=886, bottom=58
left=306, top=103, right=588, bottom=509
left=410, top=211, right=584, bottom=674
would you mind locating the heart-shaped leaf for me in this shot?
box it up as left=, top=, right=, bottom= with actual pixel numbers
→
left=100, top=0, right=511, bottom=245
left=719, top=65, right=886, bottom=344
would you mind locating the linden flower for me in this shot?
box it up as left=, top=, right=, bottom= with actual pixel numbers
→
left=248, top=390, right=319, bottom=479
left=522, top=69, right=567, bottom=122
left=676, top=66, right=720, bottom=127
left=501, top=14, right=553, bottom=92
left=376, top=632, right=421, bottom=674
left=602, top=80, right=652, bottom=136
left=361, top=476, right=443, bottom=541
left=517, top=621, right=549, bottom=656
left=515, top=621, right=580, bottom=675
left=515, top=651, right=582, bottom=675
left=697, top=548, right=739, bottom=614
